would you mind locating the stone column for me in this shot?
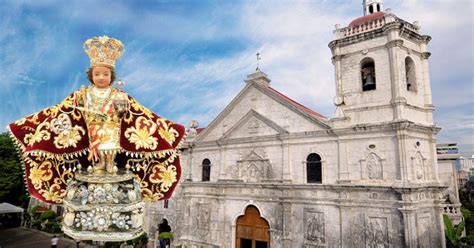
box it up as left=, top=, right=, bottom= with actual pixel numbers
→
left=282, top=141, right=292, bottom=182
left=396, top=128, right=408, bottom=181
left=337, top=140, right=350, bottom=182
left=329, top=43, right=343, bottom=97
left=219, top=146, right=227, bottom=179
left=281, top=202, right=293, bottom=247
left=385, top=37, right=404, bottom=121
left=434, top=192, right=447, bottom=248
left=339, top=198, right=352, bottom=248
left=185, top=148, right=193, bottom=181
left=419, top=35, right=433, bottom=110
left=399, top=193, right=418, bottom=248
left=216, top=198, right=227, bottom=248
left=420, top=52, right=434, bottom=124
left=429, top=134, right=440, bottom=181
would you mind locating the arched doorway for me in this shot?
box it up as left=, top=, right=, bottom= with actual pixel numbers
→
left=236, top=205, right=270, bottom=248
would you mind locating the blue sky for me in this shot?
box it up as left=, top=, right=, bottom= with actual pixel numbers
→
left=1, top=0, right=473, bottom=155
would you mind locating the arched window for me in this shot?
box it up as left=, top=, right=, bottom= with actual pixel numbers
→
left=405, top=57, right=417, bottom=92
left=361, top=58, right=376, bottom=91
left=306, top=153, right=322, bottom=183
left=369, top=5, right=374, bottom=14
left=202, top=158, right=211, bottom=181
left=377, top=4, right=381, bottom=12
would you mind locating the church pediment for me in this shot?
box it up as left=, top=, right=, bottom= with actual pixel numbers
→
left=220, top=110, right=288, bottom=141
left=194, top=77, right=329, bottom=143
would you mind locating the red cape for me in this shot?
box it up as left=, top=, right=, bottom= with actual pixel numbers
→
left=9, top=89, right=186, bottom=204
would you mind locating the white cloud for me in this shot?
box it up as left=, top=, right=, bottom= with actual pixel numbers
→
left=0, top=0, right=472, bottom=154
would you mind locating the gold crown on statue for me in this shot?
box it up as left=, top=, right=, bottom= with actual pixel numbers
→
left=83, top=36, right=124, bottom=68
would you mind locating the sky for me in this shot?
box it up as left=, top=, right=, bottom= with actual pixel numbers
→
left=0, top=0, right=473, bottom=155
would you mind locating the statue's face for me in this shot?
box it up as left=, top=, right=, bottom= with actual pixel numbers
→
left=92, top=66, right=112, bottom=88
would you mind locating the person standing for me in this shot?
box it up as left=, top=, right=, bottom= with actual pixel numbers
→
left=158, top=219, right=172, bottom=248
left=51, top=235, right=59, bottom=248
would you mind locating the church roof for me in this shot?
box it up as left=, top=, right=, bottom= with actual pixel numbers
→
left=192, top=70, right=330, bottom=140
left=349, top=11, right=385, bottom=25
left=267, top=86, right=326, bottom=119
left=196, top=128, right=205, bottom=134
left=191, top=87, right=326, bottom=135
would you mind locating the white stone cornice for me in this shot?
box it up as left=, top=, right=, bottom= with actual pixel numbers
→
left=330, top=120, right=440, bottom=136
left=385, top=39, right=404, bottom=48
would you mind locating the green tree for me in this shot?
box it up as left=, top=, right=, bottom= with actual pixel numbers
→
left=0, top=132, right=27, bottom=207
left=444, top=214, right=466, bottom=248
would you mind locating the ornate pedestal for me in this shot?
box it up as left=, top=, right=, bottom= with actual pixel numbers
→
left=62, top=171, right=145, bottom=241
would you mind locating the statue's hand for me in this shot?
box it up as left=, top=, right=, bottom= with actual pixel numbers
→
left=113, top=99, right=128, bottom=118
left=113, top=91, right=129, bottom=118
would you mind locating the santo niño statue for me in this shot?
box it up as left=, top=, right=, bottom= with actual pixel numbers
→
left=8, top=36, right=185, bottom=241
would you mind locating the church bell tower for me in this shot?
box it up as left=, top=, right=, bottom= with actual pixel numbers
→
left=329, top=0, right=434, bottom=127
left=328, top=3, right=446, bottom=247
left=363, top=0, right=384, bottom=15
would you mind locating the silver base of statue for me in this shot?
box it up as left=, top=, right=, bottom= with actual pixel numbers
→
left=62, top=169, right=145, bottom=241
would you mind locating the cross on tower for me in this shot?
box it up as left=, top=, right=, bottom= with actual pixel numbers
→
left=256, top=52, right=261, bottom=71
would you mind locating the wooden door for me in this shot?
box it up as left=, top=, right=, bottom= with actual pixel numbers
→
left=236, top=205, right=270, bottom=248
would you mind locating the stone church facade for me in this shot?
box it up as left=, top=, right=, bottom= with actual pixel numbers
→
left=147, top=1, right=457, bottom=247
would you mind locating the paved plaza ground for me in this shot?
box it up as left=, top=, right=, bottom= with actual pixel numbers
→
left=0, top=228, right=157, bottom=248
left=0, top=227, right=78, bottom=248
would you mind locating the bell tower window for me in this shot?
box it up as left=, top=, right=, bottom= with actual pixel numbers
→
left=405, top=57, right=417, bottom=92
left=306, top=153, right=322, bottom=183
left=202, top=158, right=211, bottom=182
left=361, top=58, right=376, bottom=91
left=363, top=0, right=384, bottom=15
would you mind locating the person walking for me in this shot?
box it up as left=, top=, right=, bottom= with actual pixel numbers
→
left=51, top=235, right=59, bottom=248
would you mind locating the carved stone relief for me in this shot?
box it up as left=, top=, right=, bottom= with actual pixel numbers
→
left=360, top=152, right=383, bottom=180
left=247, top=163, right=260, bottom=179
left=367, top=153, right=382, bottom=179
left=230, top=149, right=274, bottom=182
left=196, top=203, right=211, bottom=237
left=248, top=118, right=260, bottom=134
left=366, top=217, right=388, bottom=248
left=410, top=151, right=426, bottom=181
left=413, top=152, right=425, bottom=180
left=304, top=210, right=325, bottom=244
left=229, top=164, right=240, bottom=179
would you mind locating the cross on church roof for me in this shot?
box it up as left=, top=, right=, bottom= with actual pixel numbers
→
left=256, top=52, right=261, bottom=71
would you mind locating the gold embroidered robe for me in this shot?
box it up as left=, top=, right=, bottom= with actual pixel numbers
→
left=8, top=86, right=186, bottom=204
